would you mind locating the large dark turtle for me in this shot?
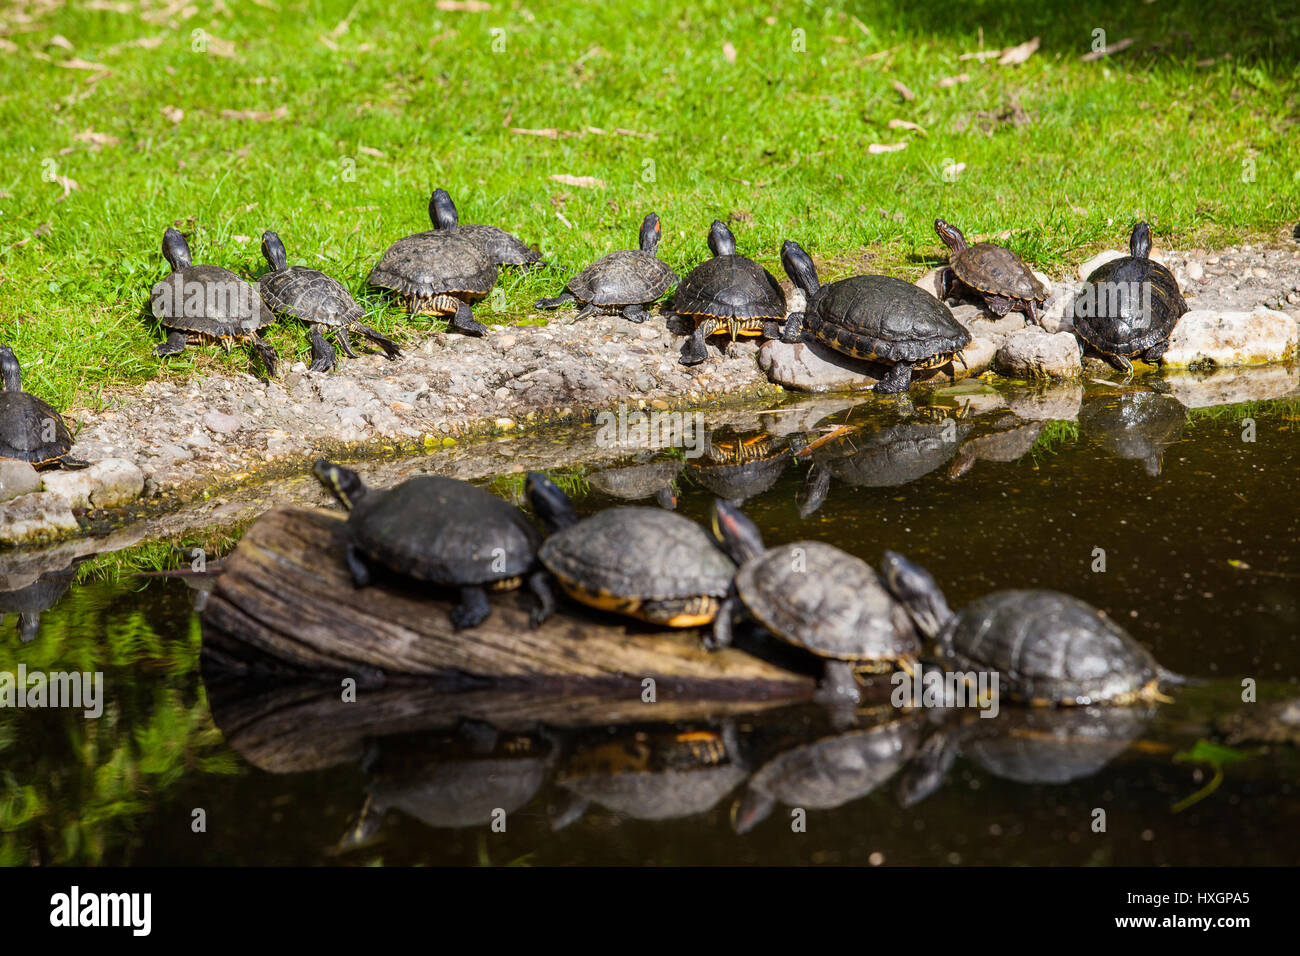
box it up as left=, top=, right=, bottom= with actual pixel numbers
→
left=709, top=501, right=919, bottom=704
left=935, top=219, right=1047, bottom=324
left=314, top=461, right=553, bottom=629
left=781, top=240, right=971, bottom=393
left=526, top=472, right=735, bottom=627
left=535, top=213, right=677, bottom=322
left=258, top=231, right=400, bottom=372
left=675, top=220, right=788, bottom=366
left=151, top=228, right=278, bottom=375
left=882, top=552, right=1181, bottom=706
left=684, top=430, right=794, bottom=506
left=424, top=188, right=543, bottom=268
left=0, top=346, right=88, bottom=470
left=1074, top=222, right=1187, bottom=373
left=1079, top=390, right=1186, bottom=477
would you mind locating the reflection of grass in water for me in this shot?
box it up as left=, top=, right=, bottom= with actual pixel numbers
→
left=75, top=530, right=245, bottom=585
left=1184, top=399, right=1300, bottom=432
left=490, top=468, right=589, bottom=503
left=1171, top=739, right=1253, bottom=814
left=1027, top=420, right=1080, bottom=464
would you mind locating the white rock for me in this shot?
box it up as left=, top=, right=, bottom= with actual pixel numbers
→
left=913, top=267, right=946, bottom=299
left=0, top=492, right=79, bottom=545
left=994, top=329, right=1082, bottom=380
left=40, top=458, right=145, bottom=509
left=1164, top=366, right=1300, bottom=409
left=202, top=410, right=243, bottom=434
left=758, top=335, right=993, bottom=393
left=1005, top=384, right=1084, bottom=421
left=0, top=460, right=41, bottom=503
left=1077, top=250, right=1124, bottom=281
left=1186, top=261, right=1204, bottom=282
left=1163, top=308, right=1299, bottom=368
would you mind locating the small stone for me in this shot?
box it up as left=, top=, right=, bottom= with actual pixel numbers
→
left=1186, top=261, right=1204, bottom=282
left=1077, top=250, right=1124, bottom=281
left=202, top=410, right=242, bottom=434
left=994, top=329, right=1082, bottom=380
left=0, top=460, right=41, bottom=503
left=40, top=458, right=145, bottom=509
left=0, top=491, right=80, bottom=545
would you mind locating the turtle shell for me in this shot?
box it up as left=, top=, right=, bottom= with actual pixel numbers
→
left=348, top=476, right=540, bottom=586
left=567, top=250, right=677, bottom=306
left=686, top=435, right=792, bottom=503
left=259, top=266, right=363, bottom=327
left=367, top=233, right=497, bottom=298
left=454, top=224, right=542, bottom=266
left=962, top=707, right=1152, bottom=784
left=538, top=507, right=734, bottom=601
left=940, top=590, right=1161, bottom=704
left=807, top=275, right=970, bottom=363
left=675, top=255, right=786, bottom=320
left=0, top=392, right=74, bottom=466
left=151, top=264, right=275, bottom=336
left=952, top=243, right=1046, bottom=302
left=811, top=421, right=966, bottom=488
left=735, top=541, right=917, bottom=662
left=1074, top=255, right=1187, bottom=357
left=588, top=460, right=682, bottom=501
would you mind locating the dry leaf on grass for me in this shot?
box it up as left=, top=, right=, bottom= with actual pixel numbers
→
left=357, top=146, right=386, bottom=157
left=0, top=38, right=19, bottom=54
left=58, top=57, right=109, bottom=72
left=511, top=127, right=562, bottom=138
left=435, top=0, right=491, bottom=10
left=942, top=162, right=966, bottom=180
left=958, top=49, right=1002, bottom=61
left=722, top=41, right=737, bottom=63
left=997, top=37, right=1039, bottom=66
left=53, top=176, right=79, bottom=201
left=48, top=35, right=74, bottom=51
left=892, top=80, right=915, bottom=101
left=550, top=174, right=604, bottom=188
left=888, top=119, right=926, bottom=134
left=1081, top=37, right=1134, bottom=62
left=161, top=105, right=184, bottom=123
left=220, top=107, right=287, bottom=122
left=937, top=73, right=971, bottom=87
left=75, top=129, right=120, bottom=150
left=867, top=142, right=907, bottom=154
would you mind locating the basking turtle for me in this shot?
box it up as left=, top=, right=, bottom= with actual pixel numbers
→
left=587, top=457, right=682, bottom=510
left=675, top=220, right=788, bottom=365
left=1074, top=222, right=1187, bottom=372
left=526, top=472, right=735, bottom=627
left=367, top=210, right=497, bottom=335
left=0, top=346, right=88, bottom=469
left=1079, top=391, right=1185, bottom=476
left=781, top=241, right=971, bottom=393
left=424, top=188, right=543, bottom=268
left=882, top=551, right=1182, bottom=706
left=709, top=501, right=919, bottom=704
left=258, top=231, right=400, bottom=372
left=313, top=461, right=553, bottom=629
left=935, top=219, right=1047, bottom=324
left=684, top=430, right=794, bottom=506
left=535, top=213, right=677, bottom=322
left=151, top=228, right=278, bottom=375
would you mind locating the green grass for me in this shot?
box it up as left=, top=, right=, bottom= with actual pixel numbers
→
left=2, top=0, right=1297, bottom=410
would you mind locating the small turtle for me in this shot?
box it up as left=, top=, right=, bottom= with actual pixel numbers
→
left=1216, top=698, right=1300, bottom=746
left=709, top=500, right=919, bottom=704
left=948, top=414, right=1044, bottom=478
left=314, top=461, right=554, bottom=630
left=587, top=457, right=682, bottom=510
left=258, top=231, right=401, bottom=372
left=151, top=228, right=278, bottom=375
left=526, top=472, right=735, bottom=627
left=674, top=220, right=788, bottom=366
left=536, top=213, right=677, bottom=322
left=1074, top=221, right=1187, bottom=373
left=425, top=188, right=543, bottom=268
left=934, top=219, right=1048, bottom=324
left=367, top=206, right=498, bottom=335
left=882, top=551, right=1182, bottom=706
left=0, top=346, right=88, bottom=470
left=781, top=240, right=971, bottom=393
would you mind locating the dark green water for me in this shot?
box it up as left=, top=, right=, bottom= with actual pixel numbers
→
left=3, top=385, right=1298, bottom=865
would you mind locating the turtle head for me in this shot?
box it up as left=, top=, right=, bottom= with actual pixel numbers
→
left=526, top=471, right=579, bottom=532
left=162, top=228, right=192, bottom=271
left=881, top=551, right=952, bottom=643
left=430, top=188, right=459, bottom=231
left=1129, top=221, right=1152, bottom=259
left=638, top=213, right=662, bottom=256
left=707, top=220, right=736, bottom=258
left=934, top=219, right=966, bottom=252
left=18, top=612, right=40, bottom=644
left=312, top=459, right=367, bottom=511
left=780, top=240, right=820, bottom=295
left=0, top=346, right=20, bottom=393
left=260, top=231, right=288, bottom=271
left=709, top=499, right=765, bottom=564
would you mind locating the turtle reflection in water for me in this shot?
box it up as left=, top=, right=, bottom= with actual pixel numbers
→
left=684, top=430, right=796, bottom=506
left=0, top=556, right=85, bottom=642
left=948, top=413, right=1044, bottom=479
left=1079, top=391, right=1186, bottom=477
left=587, top=456, right=682, bottom=510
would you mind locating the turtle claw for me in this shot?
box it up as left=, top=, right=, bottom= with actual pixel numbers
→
left=450, top=586, right=492, bottom=630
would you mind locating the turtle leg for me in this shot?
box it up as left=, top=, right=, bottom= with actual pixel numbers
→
left=1024, top=299, right=1042, bottom=327
left=680, top=319, right=715, bottom=367
left=57, top=456, right=91, bottom=470
left=937, top=267, right=958, bottom=301
left=344, top=544, right=373, bottom=588
left=527, top=570, right=556, bottom=628
left=308, top=324, right=336, bottom=372
left=18, top=612, right=39, bottom=643
left=549, top=792, right=590, bottom=831
left=155, top=331, right=188, bottom=358
left=817, top=659, right=863, bottom=706
left=779, top=311, right=804, bottom=344
left=704, top=596, right=739, bottom=650
left=249, top=333, right=278, bottom=378
left=985, top=295, right=1012, bottom=316
left=731, top=788, right=776, bottom=835
left=873, top=361, right=915, bottom=394
left=797, top=464, right=831, bottom=518
left=573, top=302, right=600, bottom=321
left=333, top=324, right=360, bottom=359
left=535, top=290, right=575, bottom=310
left=450, top=585, right=492, bottom=630
left=621, top=303, right=649, bottom=323
left=761, top=319, right=784, bottom=339
left=352, top=323, right=402, bottom=360
left=449, top=299, right=488, bottom=336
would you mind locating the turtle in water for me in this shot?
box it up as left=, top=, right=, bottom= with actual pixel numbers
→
left=709, top=500, right=919, bottom=704
left=674, top=220, right=788, bottom=365
left=424, top=188, right=543, bottom=268
left=882, top=551, right=1183, bottom=706
left=781, top=240, right=971, bottom=393
left=587, top=456, right=682, bottom=510
left=525, top=471, right=735, bottom=627
left=684, top=430, right=795, bottom=506
left=313, top=461, right=554, bottom=629
left=258, top=231, right=400, bottom=372
left=367, top=208, right=497, bottom=335
left=0, top=346, right=88, bottom=469
left=1079, top=390, right=1186, bottom=476
left=1074, top=221, right=1187, bottom=373
left=934, top=219, right=1048, bottom=324
left=151, top=228, right=278, bottom=375
left=535, top=213, right=677, bottom=322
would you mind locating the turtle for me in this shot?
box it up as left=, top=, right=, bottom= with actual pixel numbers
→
left=1073, top=221, right=1188, bottom=373
left=313, top=460, right=554, bottom=629
left=257, top=231, right=401, bottom=372
left=881, top=551, right=1183, bottom=706
left=934, top=219, right=1048, bottom=324
left=535, top=213, right=677, bottom=322
left=948, top=413, right=1045, bottom=478
left=1079, top=390, right=1186, bottom=477
left=587, top=456, right=682, bottom=510
left=423, top=188, right=544, bottom=268
left=674, top=220, right=788, bottom=365
left=0, top=555, right=85, bottom=642
left=366, top=210, right=497, bottom=335
left=0, top=346, right=89, bottom=470
left=150, top=227, right=278, bottom=375
left=525, top=471, right=735, bottom=627
left=1216, top=697, right=1300, bottom=747
left=781, top=240, right=971, bottom=393
left=708, top=500, right=920, bottom=704
left=684, top=430, right=795, bottom=506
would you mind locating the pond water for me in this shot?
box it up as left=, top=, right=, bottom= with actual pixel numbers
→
left=3, top=382, right=1298, bottom=866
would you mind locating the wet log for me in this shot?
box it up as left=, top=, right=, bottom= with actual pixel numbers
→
left=202, top=506, right=815, bottom=702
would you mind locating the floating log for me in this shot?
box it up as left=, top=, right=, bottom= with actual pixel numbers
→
left=202, top=506, right=815, bottom=703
